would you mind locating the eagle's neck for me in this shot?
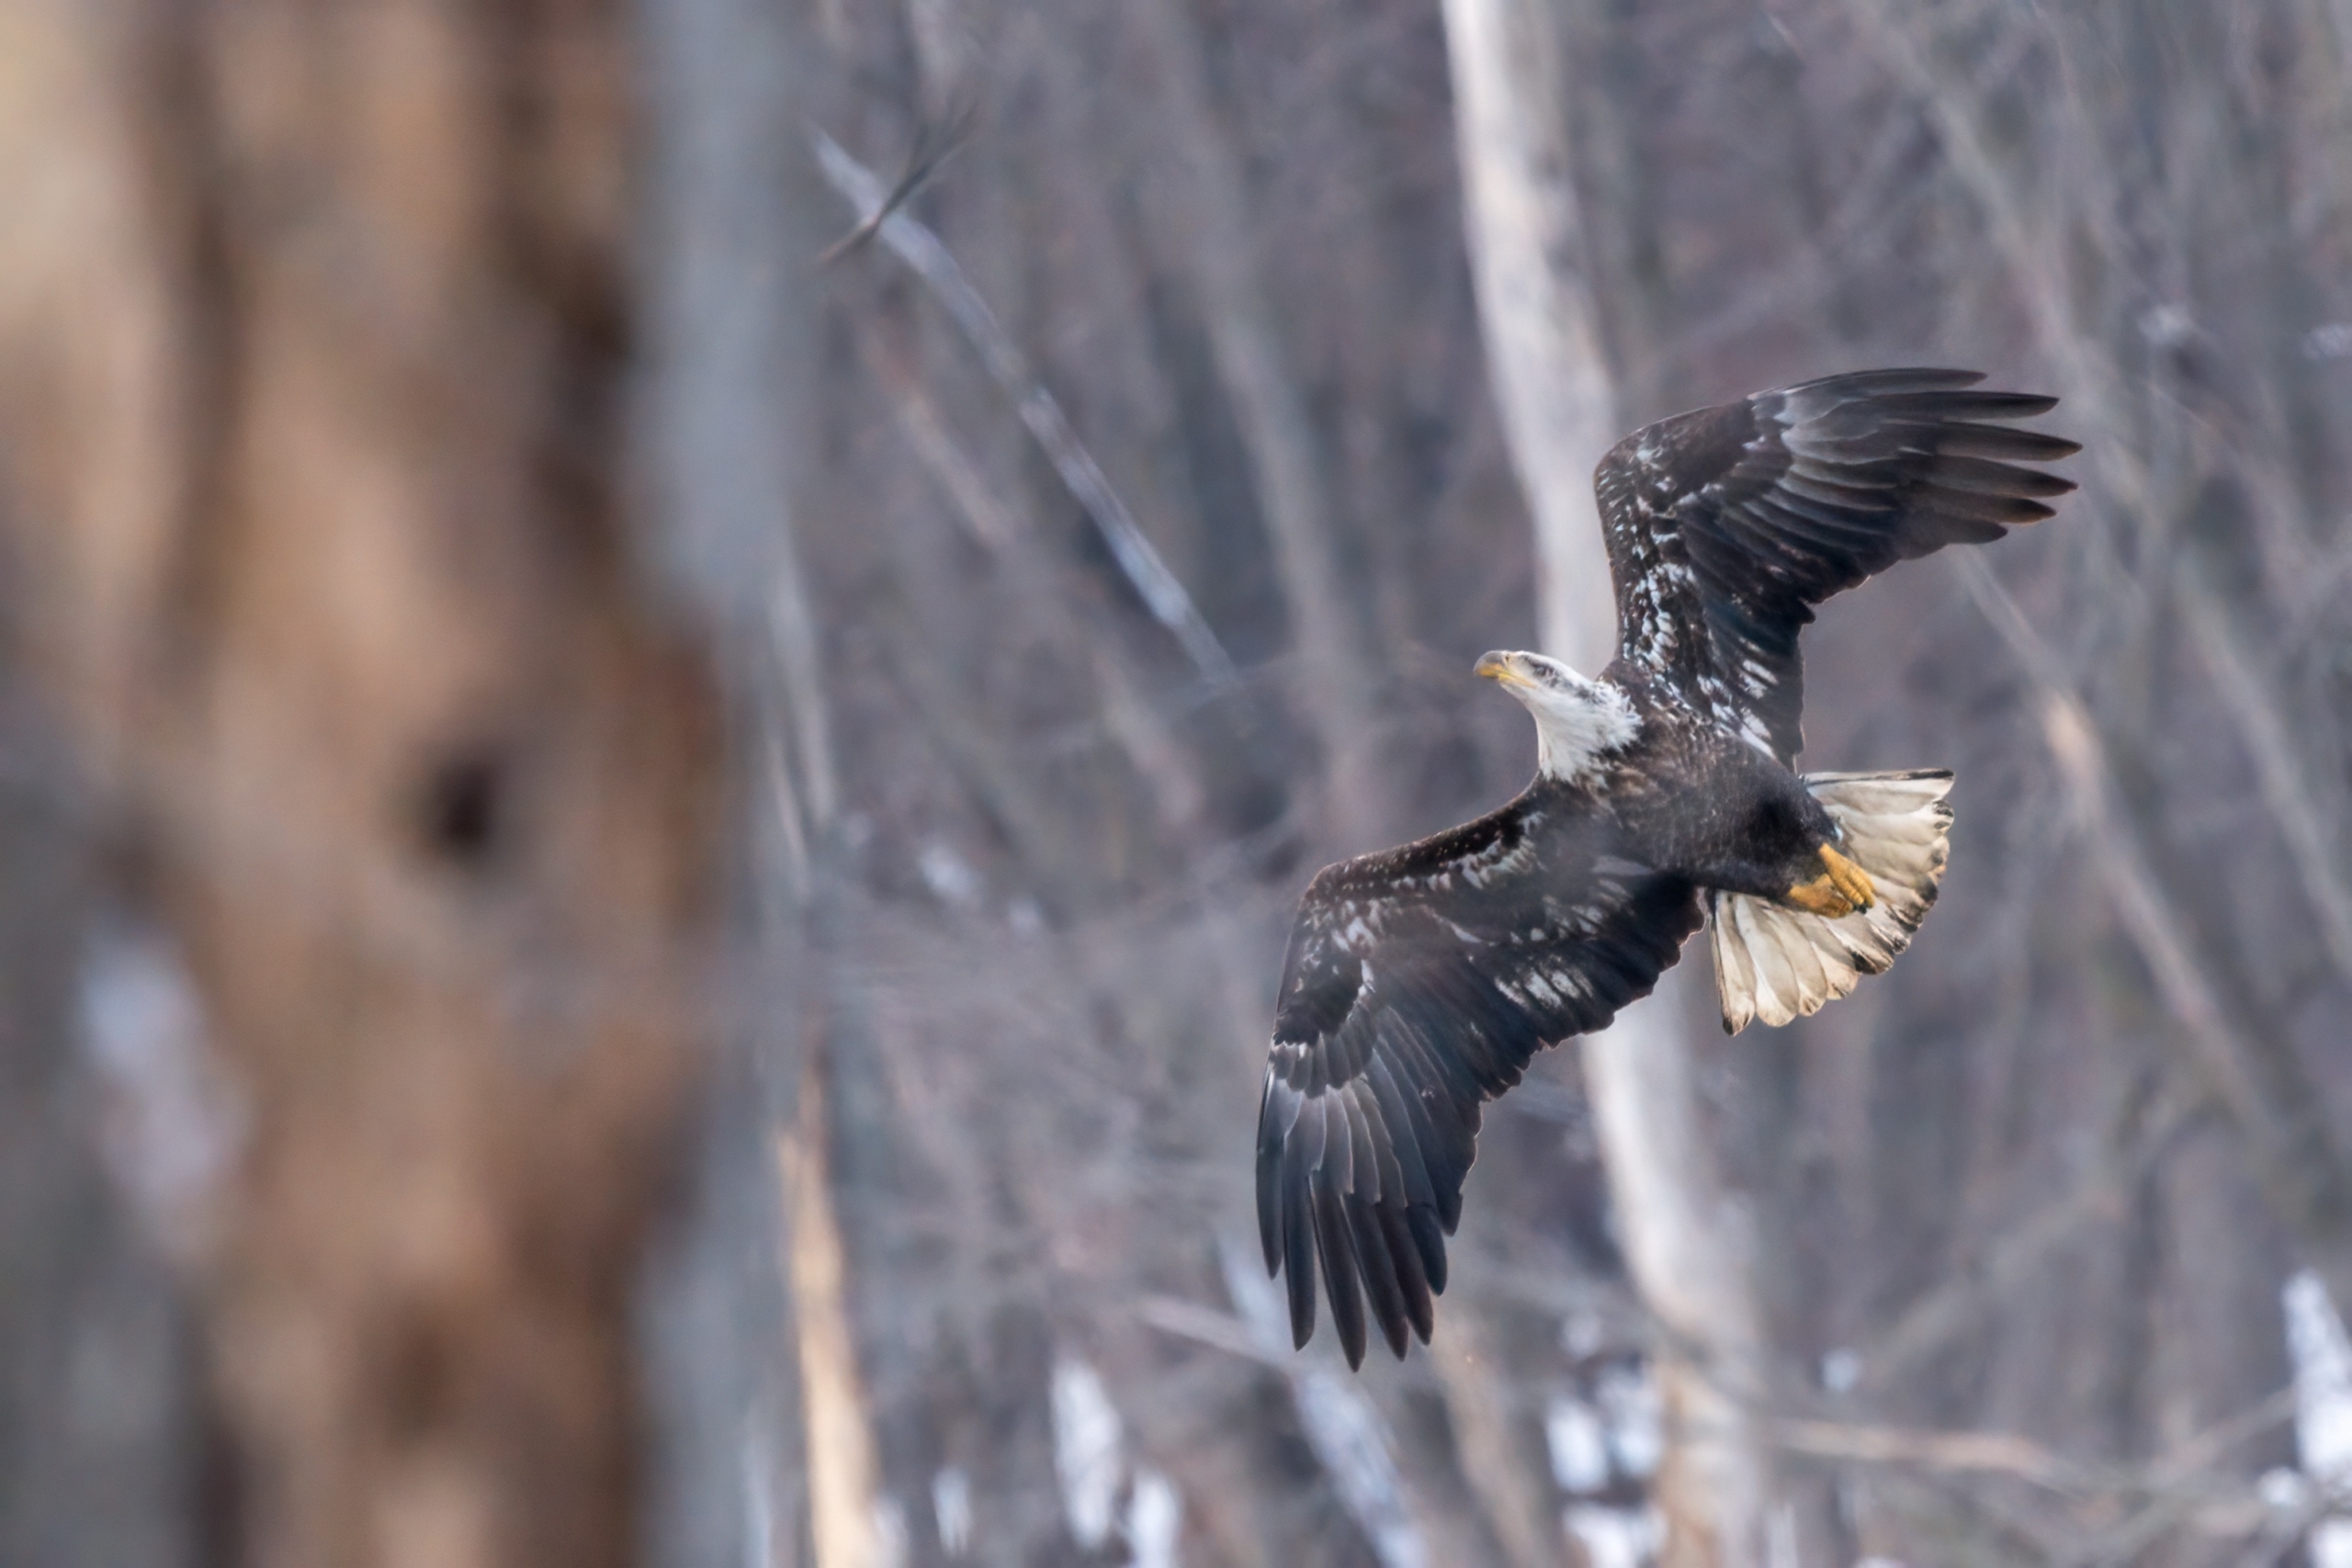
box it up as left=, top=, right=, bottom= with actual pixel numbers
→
left=1531, top=678, right=1641, bottom=785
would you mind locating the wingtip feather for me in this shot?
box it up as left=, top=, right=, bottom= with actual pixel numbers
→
left=1408, top=1207, right=1449, bottom=1296
left=1793, top=366, right=1986, bottom=398
left=1348, top=1196, right=1412, bottom=1360
left=1284, top=1205, right=1317, bottom=1349
left=1256, top=1078, right=1287, bottom=1276
left=1380, top=1206, right=1436, bottom=1344
left=1314, top=1181, right=1369, bottom=1370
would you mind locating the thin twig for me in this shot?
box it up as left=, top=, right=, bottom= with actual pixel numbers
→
left=814, top=105, right=977, bottom=267
left=1766, top=1415, right=2097, bottom=1494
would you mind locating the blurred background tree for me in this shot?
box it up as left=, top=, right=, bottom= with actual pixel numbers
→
left=2, top=2, right=2350, bottom=1567
left=0, top=3, right=719, bottom=1565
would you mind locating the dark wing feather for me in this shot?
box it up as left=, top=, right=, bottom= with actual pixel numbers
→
left=1596, top=368, right=2079, bottom=763
left=1255, top=783, right=1702, bottom=1367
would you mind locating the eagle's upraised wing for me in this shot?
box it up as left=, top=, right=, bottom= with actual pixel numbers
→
left=1597, top=369, right=2079, bottom=764
left=1256, top=785, right=1702, bottom=1367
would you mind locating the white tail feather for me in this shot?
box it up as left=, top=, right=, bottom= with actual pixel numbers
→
left=1709, top=769, right=1955, bottom=1033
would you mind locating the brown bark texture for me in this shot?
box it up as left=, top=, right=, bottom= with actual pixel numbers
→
left=0, top=4, right=719, bottom=1566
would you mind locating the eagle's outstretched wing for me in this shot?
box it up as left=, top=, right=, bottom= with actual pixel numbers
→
left=1597, top=368, right=2079, bottom=764
left=1256, top=784, right=1702, bottom=1367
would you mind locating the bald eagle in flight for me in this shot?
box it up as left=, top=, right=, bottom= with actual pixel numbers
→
left=1257, top=369, right=2077, bottom=1367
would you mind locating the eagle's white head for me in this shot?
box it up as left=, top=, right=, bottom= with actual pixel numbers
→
left=1476, top=649, right=1640, bottom=784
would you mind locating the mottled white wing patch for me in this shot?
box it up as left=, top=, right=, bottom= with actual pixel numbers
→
left=1593, top=369, right=2078, bottom=763
left=1256, top=784, right=1703, bottom=1368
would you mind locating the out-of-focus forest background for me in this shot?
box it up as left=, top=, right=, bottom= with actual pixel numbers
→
left=2, top=2, right=2349, bottom=1566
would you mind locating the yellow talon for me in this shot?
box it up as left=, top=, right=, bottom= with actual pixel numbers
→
left=1819, top=843, right=1876, bottom=911
left=1786, top=845, right=1875, bottom=917
left=1785, top=874, right=1856, bottom=918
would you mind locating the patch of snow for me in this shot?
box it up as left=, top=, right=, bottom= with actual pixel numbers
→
left=1126, top=1467, right=1182, bottom=1568
left=77, top=923, right=243, bottom=1263
left=1595, top=1361, right=1663, bottom=1480
left=1565, top=1505, right=1657, bottom=1568
left=931, top=1467, right=972, bottom=1556
left=1546, top=1396, right=1611, bottom=1493
left=1052, top=1357, right=1124, bottom=1549
left=919, top=840, right=985, bottom=908
left=2258, top=1466, right=2308, bottom=1512
left=2285, top=1270, right=2352, bottom=1568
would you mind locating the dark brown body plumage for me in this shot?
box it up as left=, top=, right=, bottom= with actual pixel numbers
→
left=1589, top=662, right=1838, bottom=899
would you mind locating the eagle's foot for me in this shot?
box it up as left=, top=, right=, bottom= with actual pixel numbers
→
left=1787, top=845, right=1876, bottom=917
left=1785, top=874, right=1856, bottom=918
left=1820, top=844, right=1876, bottom=911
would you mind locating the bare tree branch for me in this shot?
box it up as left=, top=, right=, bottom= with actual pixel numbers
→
left=2173, top=560, right=2352, bottom=986
left=812, top=130, right=1238, bottom=687
left=815, top=106, right=977, bottom=268
left=1439, top=0, right=1621, bottom=671
left=858, top=330, right=1209, bottom=835
left=779, top=1053, right=888, bottom=1568
left=1955, top=552, right=2352, bottom=1314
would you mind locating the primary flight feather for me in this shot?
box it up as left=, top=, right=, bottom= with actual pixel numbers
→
left=1255, top=368, right=2079, bottom=1368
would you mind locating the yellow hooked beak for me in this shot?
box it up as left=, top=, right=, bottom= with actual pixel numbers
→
left=1475, top=652, right=1525, bottom=687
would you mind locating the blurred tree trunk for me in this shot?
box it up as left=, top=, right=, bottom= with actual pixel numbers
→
left=639, top=0, right=897, bottom=1560
left=1441, top=4, right=1776, bottom=1564
left=1583, top=1011, right=1772, bottom=1568
left=1439, top=0, right=1618, bottom=676
left=0, top=4, right=721, bottom=1566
